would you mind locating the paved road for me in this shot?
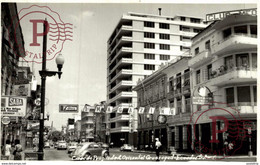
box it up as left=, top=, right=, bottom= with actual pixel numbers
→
left=43, top=148, right=256, bottom=162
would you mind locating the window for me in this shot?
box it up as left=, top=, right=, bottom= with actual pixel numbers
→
left=225, top=55, right=234, bottom=70
left=234, top=25, right=247, bottom=34
left=196, top=70, right=200, bottom=84
left=195, top=47, right=199, bottom=55
left=180, top=36, right=191, bottom=42
left=160, top=55, right=170, bottom=60
left=237, top=86, right=251, bottom=104
left=190, top=18, right=201, bottom=23
left=185, top=97, right=191, bottom=113
left=226, top=87, right=234, bottom=104
left=144, top=64, right=155, bottom=70
left=250, top=25, right=257, bottom=36
left=144, top=53, right=155, bottom=59
left=159, top=44, right=170, bottom=50
left=177, top=99, right=182, bottom=114
left=253, top=86, right=257, bottom=103
left=207, top=64, right=212, bottom=80
left=252, top=53, right=257, bottom=68
left=236, top=53, right=249, bottom=69
left=159, top=23, right=169, bottom=29
left=180, top=17, right=186, bottom=21
left=144, top=42, right=155, bottom=49
left=223, top=28, right=232, bottom=39
left=180, top=26, right=190, bottom=32
left=144, top=21, right=154, bottom=28
left=193, top=28, right=202, bottom=33
left=205, top=40, right=210, bottom=50
left=180, top=46, right=190, bottom=52
left=176, top=73, right=181, bottom=91
left=159, top=33, right=170, bottom=40
left=169, top=77, right=174, bottom=92
left=144, top=32, right=155, bottom=38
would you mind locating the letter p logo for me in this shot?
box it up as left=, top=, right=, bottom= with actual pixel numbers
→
left=30, top=20, right=49, bottom=46
left=209, top=116, right=229, bottom=143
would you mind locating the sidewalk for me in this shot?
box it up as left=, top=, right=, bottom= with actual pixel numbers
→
left=132, top=149, right=257, bottom=160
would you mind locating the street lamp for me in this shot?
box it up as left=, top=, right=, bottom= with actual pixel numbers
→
left=38, top=20, right=65, bottom=160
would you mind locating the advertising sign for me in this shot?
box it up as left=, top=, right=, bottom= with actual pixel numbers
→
left=13, top=84, right=31, bottom=97
left=193, top=96, right=213, bottom=104
left=59, top=104, right=78, bottom=113
left=1, top=96, right=27, bottom=117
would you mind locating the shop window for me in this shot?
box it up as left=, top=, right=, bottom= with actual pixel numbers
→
left=226, top=87, right=234, bottom=104
left=237, top=86, right=251, bottom=104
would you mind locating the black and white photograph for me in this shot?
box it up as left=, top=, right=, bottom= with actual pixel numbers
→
left=0, top=1, right=258, bottom=163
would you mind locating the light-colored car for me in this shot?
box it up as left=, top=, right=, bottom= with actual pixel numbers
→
left=120, top=144, right=134, bottom=152
left=44, top=141, right=50, bottom=148
left=57, top=141, right=67, bottom=150
left=67, top=142, right=79, bottom=154
left=71, top=142, right=109, bottom=160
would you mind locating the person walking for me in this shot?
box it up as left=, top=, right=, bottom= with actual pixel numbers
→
left=13, top=139, right=23, bottom=160
left=5, top=140, right=12, bottom=160
left=155, top=138, right=162, bottom=161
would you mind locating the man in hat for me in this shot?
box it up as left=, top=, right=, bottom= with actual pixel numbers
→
left=155, top=138, right=162, bottom=161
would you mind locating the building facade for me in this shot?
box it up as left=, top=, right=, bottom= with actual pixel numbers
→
left=189, top=14, right=257, bottom=155
left=134, top=57, right=191, bottom=151
left=106, top=11, right=207, bottom=146
left=81, top=105, right=95, bottom=142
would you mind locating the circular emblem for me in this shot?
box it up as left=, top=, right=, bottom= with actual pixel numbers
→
left=2, top=116, right=11, bottom=125
left=157, top=115, right=167, bottom=124
left=34, top=98, right=41, bottom=106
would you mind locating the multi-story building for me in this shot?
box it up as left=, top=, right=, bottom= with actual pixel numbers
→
left=74, top=120, right=81, bottom=142
left=81, top=105, right=95, bottom=142
left=188, top=13, right=257, bottom=155
left=106, top=11, right=208, bottom=146
left=134, top=57, right=191, bottom=151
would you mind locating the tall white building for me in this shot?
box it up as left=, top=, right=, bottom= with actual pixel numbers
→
left=106, top=11, right=208, bottom=146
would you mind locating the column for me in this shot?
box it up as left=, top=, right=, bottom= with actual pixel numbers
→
left=234, top=86, right=238, bottom=106
left=249, top=53, right=252, bottom=71
left=198, top=124, right=202, bottom=152
left=175, top=126, right=179, bottom=150
left=250, top=85, right=254, bottom=107
left=183, top=125, right=187, bottom=150
left=182, top=96, right=186, bottom=113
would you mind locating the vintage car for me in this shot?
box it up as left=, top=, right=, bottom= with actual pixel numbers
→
left=57, top=141, right=67, bottom=150
left=71, top=142, right=109, bottom=160
left=120, top=144, right=134, bottom=152
left=67, top=142, right=79, bottom=154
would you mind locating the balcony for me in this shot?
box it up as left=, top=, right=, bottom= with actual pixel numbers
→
left=189, top=49, right=212, bottom=68
left=109, top=80, right=135, bottom=93
left=109, top=69, right=133, bottom=84
left=211, top=34, right=257, bottom=56
left=109, top=91, right=137, bottom=103
left=110, top=114, right=130, bottom=122
left=207, top=67, right=257, bottom=86
left=110, top=126, right=130, bottom=133
left=82, top=120, right=94, bottom=125
left=109, top=36, right=133, bottom=57
left=109, top=47, right=133, bottom=66
left=109, top=58, right=133, bottom=75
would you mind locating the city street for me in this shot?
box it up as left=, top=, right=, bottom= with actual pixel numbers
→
left=43, top=148, right=257, bottom=162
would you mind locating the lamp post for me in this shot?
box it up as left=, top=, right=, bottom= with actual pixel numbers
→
left=38, top=20, right=65, bottom=160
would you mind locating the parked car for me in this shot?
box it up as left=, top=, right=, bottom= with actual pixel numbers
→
left=57, top=141, right=67, bottom=150
left=97, top=142, right=109, bottom=151
left=54, top=142, right=58, bottom=148
left=71, top=142, right=109, bottom=160
left=67, top=142, right=79, bottom=154
left=44, top=141, right=50, bottom=148
left=120, top=144, right=134, bottom=152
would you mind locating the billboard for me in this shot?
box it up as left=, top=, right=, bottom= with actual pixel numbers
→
left=13, top=84, right=31, bottom=97
left=1, top=96, right=27, bottom=117
left=59, top=104, right=78, bottom=113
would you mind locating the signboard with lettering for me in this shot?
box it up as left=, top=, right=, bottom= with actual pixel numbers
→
left=193, top=96, right=213, bottom=105
left=1, top=96, right=27, bottom=117
left=59, top=104, right=79, bottom=113
left=206, top=8, right=257, bottom=22
left=13, top=84, right=31, bottom=97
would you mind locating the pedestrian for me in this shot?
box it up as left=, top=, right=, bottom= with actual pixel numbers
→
left=155, top=138, right=162, bottom=161
left=5, top=140, right=12, bottom=160
left=13, top=139, right=23, bottom=160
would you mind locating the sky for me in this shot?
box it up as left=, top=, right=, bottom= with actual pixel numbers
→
left=15, top=2, right=257, bottom=130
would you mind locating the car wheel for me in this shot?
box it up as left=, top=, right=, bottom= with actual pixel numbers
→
left=84, top=153, right=92, bottom=161
left=103, top=152, right=109, bottom=158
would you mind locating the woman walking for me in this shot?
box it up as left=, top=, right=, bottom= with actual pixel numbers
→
left=13, top=139, right=23, bottom=160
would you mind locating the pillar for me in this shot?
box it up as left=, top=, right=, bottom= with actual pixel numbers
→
left=183, top=125, right=187, bottom=150
left=175, top=126, right=179, bottom=150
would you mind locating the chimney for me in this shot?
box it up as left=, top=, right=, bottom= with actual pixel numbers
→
left=158, top=8, right=162, bottom=16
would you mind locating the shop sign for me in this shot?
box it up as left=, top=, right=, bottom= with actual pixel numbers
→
left=1, top=116, right=10, bottom=125
left=206, top=8, right=257, bottom=22
left=59, top=104, right=78, bottom=113
left=13, top=84, right=31, bottom=97
left=1, top=96, right=27, bottom=117
left=193, top=96, right=213, bottom=105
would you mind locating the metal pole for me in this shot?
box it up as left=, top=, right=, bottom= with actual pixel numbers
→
left=38, top=20, right=47, bottom=160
